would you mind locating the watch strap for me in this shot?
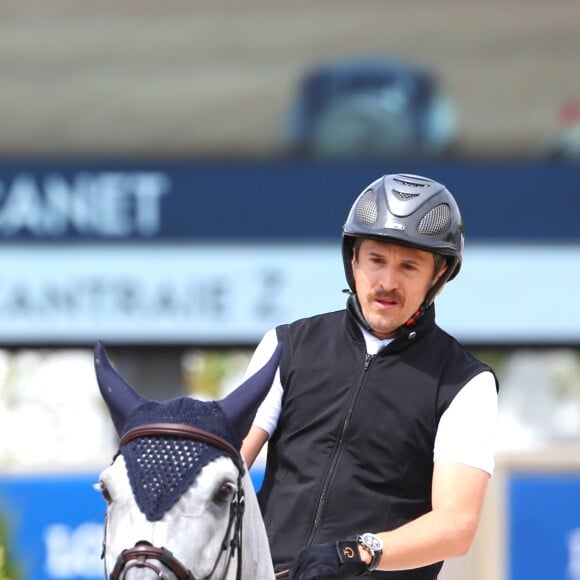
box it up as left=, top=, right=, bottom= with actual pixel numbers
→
left=357, top=533, right=383, bottom=572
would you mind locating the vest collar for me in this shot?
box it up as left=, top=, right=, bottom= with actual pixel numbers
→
left=346, top=294, right=436, bottom=354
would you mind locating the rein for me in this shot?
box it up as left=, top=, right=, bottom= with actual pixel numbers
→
left=107, top=422, right=246, bottom=580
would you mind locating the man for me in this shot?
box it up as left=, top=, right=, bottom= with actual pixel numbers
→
left=241, top=173, right=498, bottom=579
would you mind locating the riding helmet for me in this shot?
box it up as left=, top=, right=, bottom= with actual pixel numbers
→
left=342, top=173, right=464, bottom=300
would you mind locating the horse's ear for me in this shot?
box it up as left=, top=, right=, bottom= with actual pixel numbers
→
left=94, top=341, right=147, bottom=436
left=218, top=343, right=282, bottom=440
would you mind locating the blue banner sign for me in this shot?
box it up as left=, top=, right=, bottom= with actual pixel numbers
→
left=0, top=472, right=104, bottom=580
left=0, top=160, right=578, bottom=242
left=509, top=473, right=580, bottom=579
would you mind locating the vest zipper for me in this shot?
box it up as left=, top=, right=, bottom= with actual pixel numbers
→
left=304, top=352, right=375, bottom=546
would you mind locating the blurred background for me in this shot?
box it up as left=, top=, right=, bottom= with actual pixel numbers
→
left=0, top=1, right=579, bottom=578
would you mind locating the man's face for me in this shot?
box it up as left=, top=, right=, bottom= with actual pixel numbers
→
left=351, top=239, right=446, bottom=339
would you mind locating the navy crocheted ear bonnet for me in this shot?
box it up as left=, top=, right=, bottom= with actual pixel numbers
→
left=120, top=396, right=242, bottom=521
left=95, top=339, right=282, bottom=522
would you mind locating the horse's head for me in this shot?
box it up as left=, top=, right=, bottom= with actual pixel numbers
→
left=95, top=341, right=280, bottom=580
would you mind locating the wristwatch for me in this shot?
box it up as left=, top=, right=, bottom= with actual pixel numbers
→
left=357, top=532, right=384, bottom=572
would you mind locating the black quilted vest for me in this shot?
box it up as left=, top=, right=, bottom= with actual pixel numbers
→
left=258, top=300, right=497, bottom=579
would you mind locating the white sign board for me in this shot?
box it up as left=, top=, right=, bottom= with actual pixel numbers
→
left=0, top=243, right=345, bottom=344
left=0, top=243, right=579, bottom=344
left=437, top=244, right=580, bottom=343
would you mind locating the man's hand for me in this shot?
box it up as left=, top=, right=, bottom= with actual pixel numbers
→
left=289, top=540, right=368, bottom=580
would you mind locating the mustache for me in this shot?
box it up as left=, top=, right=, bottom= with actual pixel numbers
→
left=369, top=289, right=404, bottom=303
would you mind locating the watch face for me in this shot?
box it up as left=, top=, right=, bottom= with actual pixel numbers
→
left=361, top=533, right=383, bottom=552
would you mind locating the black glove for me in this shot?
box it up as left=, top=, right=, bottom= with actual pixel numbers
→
left=289, top=539, right=368, bottom=580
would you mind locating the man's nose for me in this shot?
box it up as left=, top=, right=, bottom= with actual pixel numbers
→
left=377, top=267, right=399, bottom=291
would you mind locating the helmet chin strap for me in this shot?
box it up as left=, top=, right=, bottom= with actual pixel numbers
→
left=344, top=281, right=441, bottom=336
left=346, top=292, right=430, bottom=340
left=403, top=267, right=450, bottom=328
left=344, top=291, right=373, bottom=333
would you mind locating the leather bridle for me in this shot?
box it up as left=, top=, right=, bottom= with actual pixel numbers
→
left=105, top=422, right=247, bottom=580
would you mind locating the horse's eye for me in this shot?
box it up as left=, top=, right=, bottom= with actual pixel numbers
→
left=213, top=482, right=236, bottom=504
left=96, top=482, right=112, bottom=504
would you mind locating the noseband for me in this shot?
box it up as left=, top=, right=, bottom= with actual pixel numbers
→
left=111, top=542, right=194, bottom=579
left=107, top=423, right=246, bottom=580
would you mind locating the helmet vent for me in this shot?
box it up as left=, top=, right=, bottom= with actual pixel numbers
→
left=393, top=189, right=420, bottom=201
left=393, top=177, right=429, bottom=188
left=417, top=204, right=452, bottom=235
left=355, top=190, right=378, bottom=225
